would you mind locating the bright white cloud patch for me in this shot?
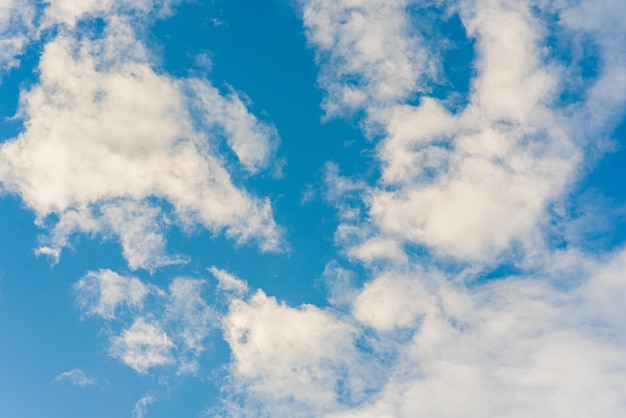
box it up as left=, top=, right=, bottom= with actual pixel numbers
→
left=43, top=0, right=176, bottom=27
left=302, top=0, right=625, bottom=262
left=352, top=272, right=433, bottom=331
left=0, top=0, right=35, bottom=72
left=222, top=290, right=368, bottom=416
left=300, top=0, right=435, bottom=119
left=74, top=269, right=149, bottom=320
left=219, top=252, right=626, bottom=417
left=110, top=317, right=175, bottom=374
left=366, top=0, right=580, bottom=260
left=0, top=14, right=281, bottom=269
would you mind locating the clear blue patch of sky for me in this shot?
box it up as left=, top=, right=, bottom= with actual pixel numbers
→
left=569, top=118, right=626, bottom=252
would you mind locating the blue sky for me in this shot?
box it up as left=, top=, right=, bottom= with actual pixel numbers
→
left=0, top=0, right=625, bottom=417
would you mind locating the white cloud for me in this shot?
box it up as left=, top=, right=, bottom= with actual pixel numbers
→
left=75, top=270, right=219, bottom=375
left=132, top=391, right=157, bottom=418
left=0, top=0, right=35, bottom=72
left=186, top=80, right=279, bottom=174
left=300, top=0, right=436, bottom=120
left=222, top=290, right=367, bottom=416
left=300, top=0, right=626, bottom=263
left=209, top=266, right=249, bottom=296
left=352, top=272, right=434, bottom=331
left=0, top=18, right=282, bottom=269
left=331, top=252, right=626, bottom=417
left=74, top=269, right=149, bottom=320
left=367, top=0, right=581, bottom=261
left=53, top=368, right=95, bottom=386
left=39, top=200, right=186, bottom=271
left=165, top=277, right=216, bottom=374
left=43, top=0, right=176, bottom=27
left=110, top=317, right=175, bottom=374
left=218, top=249, right=626, bottom=417
left=555, top=0, right=626, bottom=134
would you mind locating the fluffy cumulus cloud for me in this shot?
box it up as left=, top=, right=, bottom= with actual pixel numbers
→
left=219, top=252, right=626, bottom=417
left=42, top=0, right=177, bottom=27
left=300, top=0, right=436, bottom=120
left=332, top=255, right=626, bottom=418
left=302, top=0, right=625, bottom=262
left=361, top=0, right=581, bottom=261
left=220, top=289, right=372, bottom=417
left=0, top=5, right=281, bottom=270
left=214, top=0, right=626, bottom=416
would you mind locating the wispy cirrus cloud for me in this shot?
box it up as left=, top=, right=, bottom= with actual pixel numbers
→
left=53, top=368, right=95, bottom=387
left=132, top=391, right=158, bottom=418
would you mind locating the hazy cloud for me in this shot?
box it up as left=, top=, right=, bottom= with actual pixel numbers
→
left=53, top=368, right=95, bottom=387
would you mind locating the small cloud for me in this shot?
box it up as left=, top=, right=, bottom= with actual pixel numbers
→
left=109, top=318, right=175, bottom=374
left=300, top=183, right=317, bottom=205
left=211, top=17, right=228, bottom=27
left=53, top=368, right=95, bottom=387
left=192, top=51, right=213, bottom=74
left=133, top=392, right=157, bottom=418
left=74, top=269, right=150, bottom=321
left=209, top=266, right=249, bottom=296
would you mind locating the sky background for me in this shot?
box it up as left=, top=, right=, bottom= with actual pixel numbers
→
left=0, top=0, right=625, bottom=417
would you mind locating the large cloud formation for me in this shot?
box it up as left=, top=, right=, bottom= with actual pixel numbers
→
left=216, top=0, right=626, bottom=417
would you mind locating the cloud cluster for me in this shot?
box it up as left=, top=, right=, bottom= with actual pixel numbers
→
left=300, top=0, right=436, bottom=120
left=215, top=0, right=626, bottom=416
left=74, top=269, right=217, bottom=374
left=0, top=7, right=282, bottom=269
left=4, top=0, right=626, bottom=416
left=340, top=0, right=581, bottom=261
left=219, top=249, right=626, bottom=417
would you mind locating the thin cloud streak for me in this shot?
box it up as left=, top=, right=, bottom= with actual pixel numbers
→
left=53, top=368, right=95, bottom=387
